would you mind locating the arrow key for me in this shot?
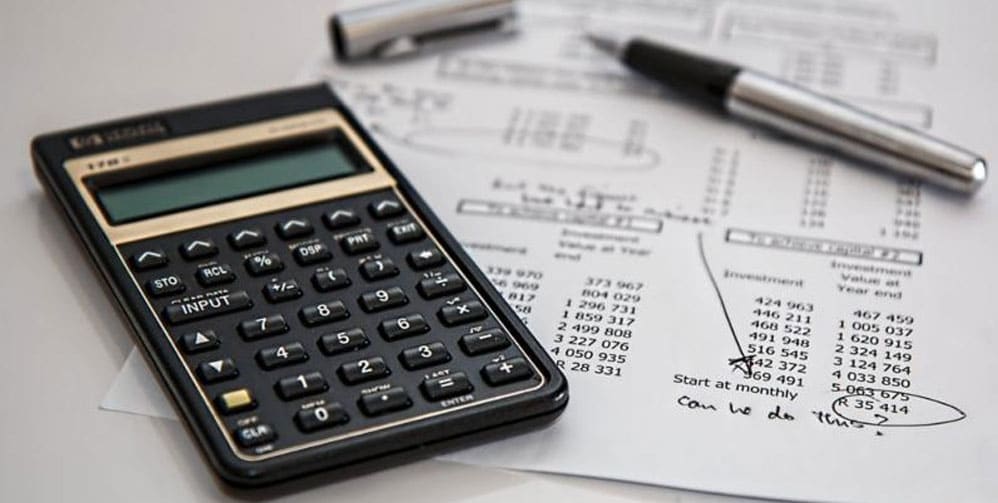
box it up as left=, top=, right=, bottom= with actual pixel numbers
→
left=179, top=239, right=218, bottom=260
left=179, top=330, right=220, bottom=354
left=407, top=247, right=445, bottom=270
left=197, top=358, right=238, bottom=384
left=276, top=218, right=314, bottom=239
left=131, top=249, right=168, bottom=270
left=228, top=228, right=266, bottom=250
left=369, top=199, right=404, bottom=219
left=323, top=209, right=360, bottom=230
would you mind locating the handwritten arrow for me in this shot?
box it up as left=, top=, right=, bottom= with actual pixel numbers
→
left=697, top=233, right=754, bottom=378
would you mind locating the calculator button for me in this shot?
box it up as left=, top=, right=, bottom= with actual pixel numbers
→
left=338, top=357, right=390, bottom=385
left=276, top=218, right=313, bottom=239
left=244, top=253, right=284, bottom=276
left=323, top=209, right=361, bottom=230
left=422, top=372, right=473, bottom=401
left=417, top=273, right=466, bottom=299
left=180, top=239, right=218, bottom=260
left=459, top=329, right=510, bottom=356
left=145, top=274, right=186, bottom=297
left=216, top=388, right=255, bottom=414
left=163, top=290, right=252, bottom=325
left=312, top=268, right=351, bottom=292
left=360, top=258, right=399, bottom=281
left=276, top=371, right=328, bottom=400
left=195, top=263, right=236, bottom=287
left=438, top=300, right=487, bottom=326
left=359, top=287, right=408, bottom=312
left=131, top=249, right=168, bottom=270
left=239, top=314, right=289, bottom=340
left=293, top=242, right=332, bottom=266
left=197, top=358, right=238, bottom=384
left=228, top=229, right=266, bottom=250
left=359, top=387, right=411, bottom=416
left=387, top=221, right=424, bottom=244
left=263, top=279, right=303, bottom=303
left=296, top=403, right=349, bottom=433
left=481, top=358, right=533, bottom=386
left=407, top=248, right=445, bottom=270
left=369, top=199, right=404, bottom=219
left=379, top=314, right=430, bottom=341
left=319, top=328, right=370, bottom=356
left=256, top=342, right=308, bottom=370
left=399, top=342, right=451, bottom=370
left=179, top=330, right=220, bottom=354
left=340, top=231, right=380, bottom=255
left=299, top=301, right=349, bottom=327
left=235, top=423, right=276, bottom=448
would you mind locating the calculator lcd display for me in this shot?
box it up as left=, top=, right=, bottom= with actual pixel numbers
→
left=95, top=138, right=367, bottom=224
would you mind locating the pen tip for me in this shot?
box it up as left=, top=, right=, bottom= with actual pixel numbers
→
left=584, top=30, right=624, bottom=58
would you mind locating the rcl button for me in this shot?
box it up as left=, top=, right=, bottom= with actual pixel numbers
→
left=196, top=264, right=235, bottom=287
left=235, top=423, right=276, bottom=448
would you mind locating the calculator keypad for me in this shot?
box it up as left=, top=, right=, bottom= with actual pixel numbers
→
left=121, top=189, right=542, bottom=457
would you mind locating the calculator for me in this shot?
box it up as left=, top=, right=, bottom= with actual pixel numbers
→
left=31, top=84, right=567, bottom=486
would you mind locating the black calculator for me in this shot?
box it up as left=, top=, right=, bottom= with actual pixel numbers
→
left=32, top=84, right=567, bottom=486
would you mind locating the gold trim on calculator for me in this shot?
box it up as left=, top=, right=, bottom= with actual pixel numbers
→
left=62, top=108, right=546, bottom=462
left=65, top=109, right=395, bottom=244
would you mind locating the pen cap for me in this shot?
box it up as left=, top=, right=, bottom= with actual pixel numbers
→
left=330, top=0, right=517, bottom=61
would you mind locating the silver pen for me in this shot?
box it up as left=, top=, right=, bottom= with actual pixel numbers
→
left=586, top=32, right=987, bottom=194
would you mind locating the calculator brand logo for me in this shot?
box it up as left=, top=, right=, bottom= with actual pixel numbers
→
left=67, top=119, right=169, bottom=152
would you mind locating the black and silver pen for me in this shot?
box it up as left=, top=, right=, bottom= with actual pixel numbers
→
left=586, top=32, right=987, bottom=194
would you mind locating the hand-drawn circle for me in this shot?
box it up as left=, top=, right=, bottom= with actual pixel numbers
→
left=830, top=388, right=966, bottom=428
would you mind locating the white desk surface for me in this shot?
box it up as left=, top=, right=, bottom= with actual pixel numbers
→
left=0, top=1, right=746, bottom=501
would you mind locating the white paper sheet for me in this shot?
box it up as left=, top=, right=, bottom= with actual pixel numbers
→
left=104, top=0, right=998, bottom=500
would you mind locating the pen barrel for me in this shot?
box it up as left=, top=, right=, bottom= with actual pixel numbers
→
left=725, top=70, right=987, bottom=193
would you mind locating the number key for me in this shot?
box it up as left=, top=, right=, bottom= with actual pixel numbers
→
left=379, top=314, right=429, bottom=341
left=299, top=301, right=349, bottom=327
left=239, top=314, right=289, bottom=340
left=296, top=403, right=349, bottom=433
left=319, top=328, right=369, bottom=356
left=256, top=342, right=308, bottom=370
left=399, top=342, right=451, bottom=370
left=276, top=371, right=327, bottom=400
left=338, top=356, right=390, bottom=385
left=359, top=287, right=407, bottom=312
